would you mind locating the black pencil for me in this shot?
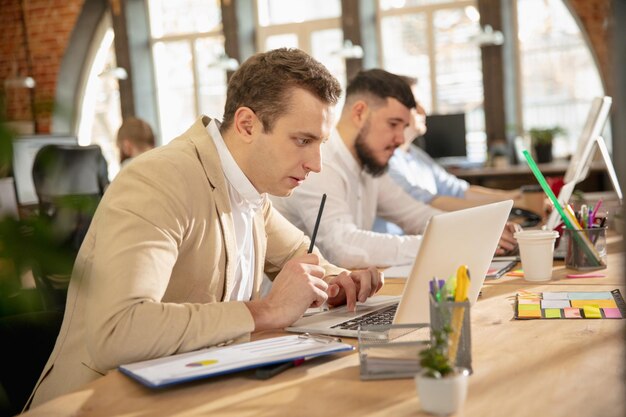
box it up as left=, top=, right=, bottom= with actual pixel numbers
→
left=308, top=193, right=327, bottom=254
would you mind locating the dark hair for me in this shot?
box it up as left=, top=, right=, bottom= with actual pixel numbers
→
left=397, top=74, right=418, bottom=88
left=221, top=48, right=342, bottom=132
left=116, top=117, right=155, bottom=162
left=345, top=69, right=416, bottom=110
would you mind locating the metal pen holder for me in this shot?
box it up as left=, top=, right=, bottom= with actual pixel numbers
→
left=429, top=294, right=472, bottom=373
left=357, top=323, right=430, bottom=380
left=563, top=227, right=607, bottom=270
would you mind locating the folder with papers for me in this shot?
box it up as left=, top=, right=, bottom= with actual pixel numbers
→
left=119, top=334, right=353, bottom=388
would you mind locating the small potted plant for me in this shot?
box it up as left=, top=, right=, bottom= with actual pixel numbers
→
left=415, top=326, right=470, bottom=416
left=529, top=126, right=565, bottom=163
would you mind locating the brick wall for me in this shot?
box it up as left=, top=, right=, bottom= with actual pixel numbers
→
left=0, top=0, right=615, bottom=134
left=0, top=0, right=83, bottom=133
left=569, top=0, right=612, bottom=92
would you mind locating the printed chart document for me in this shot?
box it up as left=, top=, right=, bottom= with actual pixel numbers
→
left=120, top=334, right=353, bottom=388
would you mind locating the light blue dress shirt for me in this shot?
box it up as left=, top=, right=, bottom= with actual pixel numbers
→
left=373, top=144, right=470, bottom=234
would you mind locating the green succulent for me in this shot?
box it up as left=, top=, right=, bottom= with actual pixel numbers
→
left=419, top=325, right=454, bottom=378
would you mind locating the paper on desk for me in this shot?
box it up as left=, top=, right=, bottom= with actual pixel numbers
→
left=383, top=263, right=413, bottom=278
left=120, top=335, right=353, bottom=388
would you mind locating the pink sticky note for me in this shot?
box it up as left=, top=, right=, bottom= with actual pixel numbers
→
left=603, top=308, right=623, bottom=319
left=563, top=307, right=582, bottom=319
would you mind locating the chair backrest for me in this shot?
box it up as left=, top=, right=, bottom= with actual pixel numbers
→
left=30, top=144, right=109, bottom=311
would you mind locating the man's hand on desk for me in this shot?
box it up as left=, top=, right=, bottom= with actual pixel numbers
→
left=495, top=222, right=523, bottom=256
left=325, top=266, right=384, bottom=312
left=246, top=253, right=329, bottom=331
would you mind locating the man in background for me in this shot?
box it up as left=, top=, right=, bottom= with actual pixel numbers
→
left=116, top=117, right=156, bottom=167
left=272, top=69, right=519, bottom=269
left=388, top=76, right=522, bottom=212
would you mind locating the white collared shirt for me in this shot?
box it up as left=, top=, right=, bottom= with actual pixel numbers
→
left=271, top=129, right=442, bottom=269
left=207, top=120, right=265, bottom=301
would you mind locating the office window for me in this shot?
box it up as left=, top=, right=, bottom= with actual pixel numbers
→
left=147, top=0, right=226, bottom=143
left=255, top=0, right=347, bottom=98
left=76, top=16, right=122, bottom=180
left=379, top=0, right=486, bottom=161
left=516, top=0, right=607, bottom=158
left=257, top=0, right=341, bottom=26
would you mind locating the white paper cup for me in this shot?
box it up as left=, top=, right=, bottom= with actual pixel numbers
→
left=514, top=230, right=559, bottom=282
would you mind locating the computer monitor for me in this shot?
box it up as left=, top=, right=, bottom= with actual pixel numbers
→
left=421, top=113, right=467, bottom=159
left=563, top=96, right=612, bottom=184
left=11, top=135, right=78, bottom=206
left=545, top=96, right=622, bottom=230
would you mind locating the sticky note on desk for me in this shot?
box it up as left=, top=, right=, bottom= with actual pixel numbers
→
left=518, top=308, right=542, bottom=318
left=570, top=299, right=617, bottom=309
left=541, top=300, right=571, bottom=309
left=544, top=308, right=562, bottom=319
left=518, top=303, right=540, bottom=311
left=542, top=292, right=569, bottom=300
left=567, top=292, right=612, bottom=300
left=603, top=308, right=623, bottom=319
left=563, top=308, right=582, bottom=319
left=583, top=305, right=602, bottom=319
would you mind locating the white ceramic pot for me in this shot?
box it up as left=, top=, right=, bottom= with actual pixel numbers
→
left=415, top=369, right=469, bottom=416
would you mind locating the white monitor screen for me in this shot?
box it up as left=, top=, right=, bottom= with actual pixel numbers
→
left=546, top=96, right=613, bottom=230
left=12, top=135, right=78, bottom=206
left=563, top=96, right=612, bottom=183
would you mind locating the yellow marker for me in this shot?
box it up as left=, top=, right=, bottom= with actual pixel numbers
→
left=454, top=265, right=470, bottom=302
left=449, top=265, right=470, bottom=364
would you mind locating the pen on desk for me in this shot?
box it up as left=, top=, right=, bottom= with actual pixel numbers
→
left=308, top=193, right=327, bottom=253
left=255, top=358, right=305, bottom=380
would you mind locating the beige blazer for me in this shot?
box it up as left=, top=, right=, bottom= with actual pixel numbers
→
left=29, top=116, right=345, bottom=407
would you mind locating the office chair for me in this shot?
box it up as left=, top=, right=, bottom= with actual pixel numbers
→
left=31, top=144, right=109, bottom=312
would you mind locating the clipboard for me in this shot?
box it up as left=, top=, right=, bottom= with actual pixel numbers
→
left=119, top=334, right=353, bottom=388
left=486, top=260, right=517, bottom=279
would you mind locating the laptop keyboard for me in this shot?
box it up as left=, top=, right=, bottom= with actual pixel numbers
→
left=330, top=304, right=398, bottom=330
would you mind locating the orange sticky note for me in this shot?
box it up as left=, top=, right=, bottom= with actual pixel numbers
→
left=518, top=309, right=542, bottom=318
left=570, top=299, right=617, bottom=309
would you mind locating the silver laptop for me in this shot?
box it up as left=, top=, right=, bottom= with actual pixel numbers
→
left=286, top=200, right=514, bottom=338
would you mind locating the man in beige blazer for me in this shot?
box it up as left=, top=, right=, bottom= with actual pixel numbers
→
left=29, top=48, right=383, bottom=408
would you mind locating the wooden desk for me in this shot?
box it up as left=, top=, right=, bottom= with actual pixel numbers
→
left=23, top=240, right=625, bottom=417
left=448, top=160, right=608, bottom=190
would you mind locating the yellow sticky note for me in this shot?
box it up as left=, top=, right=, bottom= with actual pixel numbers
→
left=583, top=305, right=601, bottom=319
left=518, top=303, right=540, bottom=311
left=544, top=308, right=561, bottom=319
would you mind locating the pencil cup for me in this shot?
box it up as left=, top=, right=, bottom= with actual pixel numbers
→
left=429, top=295, right=472, bottom=373
left=514, top=230, right=559, bottom=281
left=564, top=227, right=607, bottom=271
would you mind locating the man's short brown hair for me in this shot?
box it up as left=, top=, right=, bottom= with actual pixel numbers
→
left=221, top=48, right=342, bottom=133
left=116, top=117, right=155, bottom=162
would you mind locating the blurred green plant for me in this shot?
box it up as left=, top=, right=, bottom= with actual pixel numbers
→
left=419, top=325, right=454, bottom=379
left=528, top=126, right=566, bottom=145
left=0, top=98, right=75, bottom=313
